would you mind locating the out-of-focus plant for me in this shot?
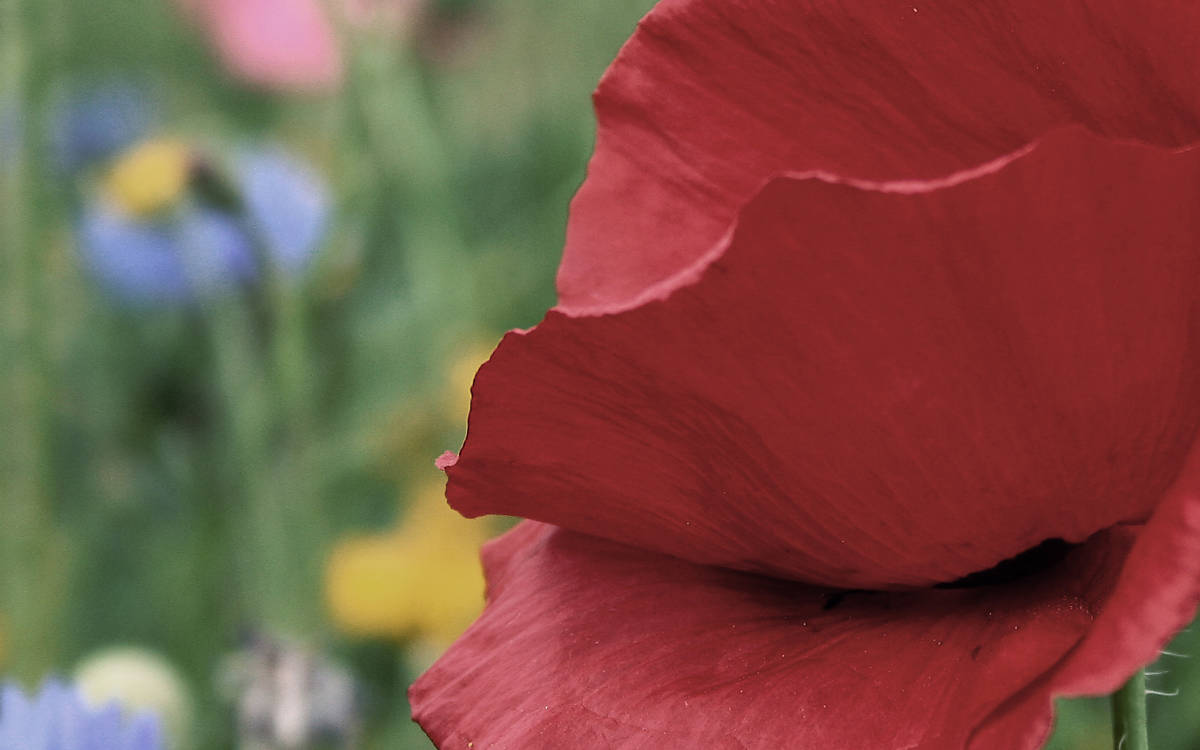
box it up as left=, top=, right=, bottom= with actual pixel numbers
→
left=74, top=647, right=193, bottom=750
left=325, top=479, right=491, bottom=656
left=373, top=339, right=495, bottom=475
left=50, top=79, right=154, bottom=172
left=103, top=138, right=191, bottom=216
left=327, top=340, right=497, bottom=667
left=236, top=146, right=331, bottom=275
left=218, top=633, right=359, bottom=750
left=174, top=0, right=343, bottom=92
left=76, top=136, right=329, bottom=304
left=0, top=680, right=164, bottom=750
left=341, top=0, right=425, bottom=39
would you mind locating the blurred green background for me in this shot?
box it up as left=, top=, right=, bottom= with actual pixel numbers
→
left=0, top=0, right=1197, bottom=748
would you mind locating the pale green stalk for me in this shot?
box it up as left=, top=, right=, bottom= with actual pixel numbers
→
left=0, top=0, right=63, bottom=682
left=1111, top=669, right=1149, bottom=750
left=264, top=273, right=324, bottom=635
left=205, top=293, right=320, bottom=636
left=353, top=34, right=474, bottom=328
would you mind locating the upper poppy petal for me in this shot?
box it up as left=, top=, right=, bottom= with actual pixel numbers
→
left=445, top=128, right=1200, bottom=588
left=198, top=0, right=343, bottom=92
left=558, top=0, right=1200, bottom=313
left=412, top=498, right=1200, bottom=749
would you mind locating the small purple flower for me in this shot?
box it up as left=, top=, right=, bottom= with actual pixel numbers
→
left=236, top=146, right=330, bottom=274
left=0, top=680, right=163, bottom=750
left=78, top=201, right=257, bottom=305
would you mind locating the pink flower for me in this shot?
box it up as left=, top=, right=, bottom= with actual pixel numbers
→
left=179, top=0, right=343, bottom=92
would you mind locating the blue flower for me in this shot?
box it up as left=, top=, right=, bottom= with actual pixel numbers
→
left=51, top=80, right=153, bottom=172
left=0, top=680, right=163, bottom=750
left=76, top=141, right=330, bottom=305
left=236, top=146, right=330, bottom=274
left=78, top=200, right=257, bottom=305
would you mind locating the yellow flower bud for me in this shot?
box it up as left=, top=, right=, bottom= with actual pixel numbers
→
left=325, top=481, right=490, bottom=650
left=104, top=139, right=191, bottom=216
left=444, top=339, right=497, bottom=430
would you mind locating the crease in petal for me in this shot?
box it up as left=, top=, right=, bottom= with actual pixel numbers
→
left=613, top=137, right=1043, bottom=315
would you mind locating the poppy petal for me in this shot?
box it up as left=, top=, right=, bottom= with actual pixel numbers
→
left=412, top=506, right=1199, bottom=749
left=559, top=0, right=1200, bottom=312
left=446, top=129, right=1200, bottom=588
left=969, top=445, right=1200, bottom=747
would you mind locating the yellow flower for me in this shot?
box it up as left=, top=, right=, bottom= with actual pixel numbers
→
left=104, top=138, right=191, bottom=216
left=373, top=336, right=496, bottom=480
left=325, top=480, right=491, bottom=650
left=443, top=339, right=496, bottom=430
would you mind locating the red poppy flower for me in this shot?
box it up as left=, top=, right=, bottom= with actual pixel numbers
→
left=412, top=1, right=1200, bottom=748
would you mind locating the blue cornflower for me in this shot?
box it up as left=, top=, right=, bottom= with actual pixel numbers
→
left=51, top=79, right=153, bottom=172
left=0, top=680, right=163, bottom=750
left=76, top=138, right=330, bottom=305
left=78, top=200, right=257, bottom=306
left=236, top=146, right=331, bottom=274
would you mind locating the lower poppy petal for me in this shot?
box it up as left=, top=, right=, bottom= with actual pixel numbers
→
left=968, top=441, right=1200, bottom=748
left=413, top=506, right=1199, bottom=749
left=447, top=128, right=1200, bottom=589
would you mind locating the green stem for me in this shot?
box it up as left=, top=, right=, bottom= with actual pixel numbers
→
left=205, top=296, right=309, bottom=634
left=0, top=0, right=64, bottom=684
left=1112, top=669, right=1149, bottom=750
left=351, top=34, right=474, bottom=328
left=202, top=279, right=325, bottom=638
left=266, top=276, right=324, bottom=633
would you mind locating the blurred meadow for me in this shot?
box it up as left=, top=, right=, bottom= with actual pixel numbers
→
left=1, top=0, right=1199, bottom=748
left=0, top=0, right=658, bottom=746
